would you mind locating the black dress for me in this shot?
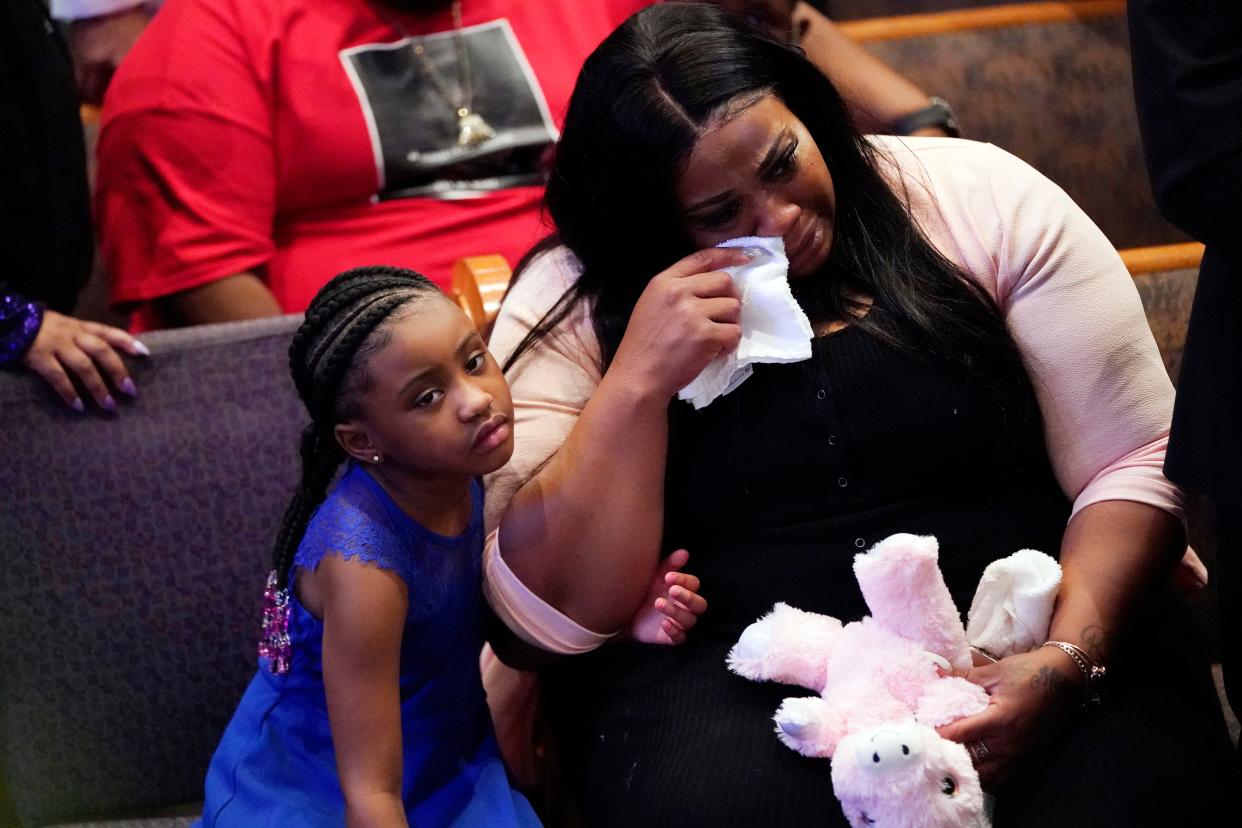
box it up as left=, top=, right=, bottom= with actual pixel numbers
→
left=544, top=325, right=1238, bottom=826
left=1130, top=0, right=1242, bottom=726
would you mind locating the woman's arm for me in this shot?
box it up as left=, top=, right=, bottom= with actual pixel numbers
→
left=939, top=499, right=1183, bottom=785
left=900, top=140, right=1189, bottom=783
left=795, top=3, right=945, bottom=135
left=154, top=272, right=283, bottom=327
left=493, top=247, right=747, bottom=633
left=1050, top=500, right=1183, bottom=663
left=318, top=557, right=408, bottom=828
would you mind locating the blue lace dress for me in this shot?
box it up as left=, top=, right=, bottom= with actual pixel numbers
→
left=197, top=464, right=539, bottom=827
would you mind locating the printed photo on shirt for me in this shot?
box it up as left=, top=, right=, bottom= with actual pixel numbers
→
left=341, top=19, right=559, bottom=201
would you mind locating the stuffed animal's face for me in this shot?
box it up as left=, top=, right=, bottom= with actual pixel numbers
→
left=831, top=722, right=987, bottom=828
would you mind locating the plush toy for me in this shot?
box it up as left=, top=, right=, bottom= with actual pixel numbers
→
left=727, top=533, right=1060, bottom=828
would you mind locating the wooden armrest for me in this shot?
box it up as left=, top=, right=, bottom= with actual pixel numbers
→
left=1120, top=242, right=1206, bottom=277
left=839, top=1, right=1125, bottom=43
left=451, top=254, right=513, bottom=335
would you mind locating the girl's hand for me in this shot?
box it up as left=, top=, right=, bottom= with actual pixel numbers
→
left=20, top=310, right=148, bottom=412
left=936, top=646, right=1083, bottom=788
left=609, top=247, right=750, bottom=401
left=627, top=549, right=708, bottom=645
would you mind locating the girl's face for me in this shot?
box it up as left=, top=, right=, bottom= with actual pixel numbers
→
left=339, top=298, right=515, bottom=480
left=675, top=94, right=835, bottom=279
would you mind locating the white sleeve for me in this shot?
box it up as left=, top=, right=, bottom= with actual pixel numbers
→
left=51, top=0, right=147, bottom=21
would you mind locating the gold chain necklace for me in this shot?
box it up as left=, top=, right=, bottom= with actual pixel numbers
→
left=373, top=0, right=497, bottom=148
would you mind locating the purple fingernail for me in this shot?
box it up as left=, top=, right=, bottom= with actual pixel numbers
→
left=120, top=378, right=138, bottom=397
left=133, top=340, right=151, bottom=357
left=103, top=395, right=117, bottom=412
left=71, top=397, right=85, bottom=413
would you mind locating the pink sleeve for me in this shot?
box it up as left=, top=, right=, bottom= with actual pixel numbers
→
left=482, top=246, right=603, bottom=533
left=482, top=530, right=613, bottom=654
left=480, top=247, right=614, bottom=650
left=901, top=139, right=1184, bottom=521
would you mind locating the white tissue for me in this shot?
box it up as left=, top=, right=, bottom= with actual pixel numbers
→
left=677, top=236, right=813, bottom=410
left=966, top=549, right=1062, bottom=660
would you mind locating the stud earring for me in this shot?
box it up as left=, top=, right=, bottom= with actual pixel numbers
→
left=372, top=454, right=381, bottom=463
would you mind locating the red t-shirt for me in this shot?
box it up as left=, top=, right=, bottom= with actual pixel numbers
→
left=97, top=0, right=647, bottom=328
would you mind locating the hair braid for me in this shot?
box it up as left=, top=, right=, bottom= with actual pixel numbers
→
left=270, top=424, right=346, bottom=590
left=260, top=265, right=438, bottom=671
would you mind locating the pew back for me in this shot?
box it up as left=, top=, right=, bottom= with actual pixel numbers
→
left=0, top=316, right=306, bottom=827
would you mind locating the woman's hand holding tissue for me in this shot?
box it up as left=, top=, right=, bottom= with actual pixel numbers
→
left=610, top=247, right=748, bottom=400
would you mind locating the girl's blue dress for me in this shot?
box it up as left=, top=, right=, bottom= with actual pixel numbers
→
left=197, top=464, right=539, bottom=827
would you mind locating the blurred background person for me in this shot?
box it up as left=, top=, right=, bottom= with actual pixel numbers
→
left=1130, top=0, right=1242, bottom=736
left=51, top=0, right=154, bottom=105
left=95, top=0, right=955, bottom=330
left=2, top=0, right=147, bottom=412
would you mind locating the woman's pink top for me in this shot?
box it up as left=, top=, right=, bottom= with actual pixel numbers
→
left=482, top=136, right=1188, bottom=652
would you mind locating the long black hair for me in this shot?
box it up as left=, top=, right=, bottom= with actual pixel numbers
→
left=270, top=265, right=439, bottom=591
left=505, top=2, right=1036, bottom=428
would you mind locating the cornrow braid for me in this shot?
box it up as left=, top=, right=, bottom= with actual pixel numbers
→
left=260, top=265, right=438, bottom=674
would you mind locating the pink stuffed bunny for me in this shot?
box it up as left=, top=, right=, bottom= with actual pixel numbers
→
left=728, top=533, right=1047, bottom=828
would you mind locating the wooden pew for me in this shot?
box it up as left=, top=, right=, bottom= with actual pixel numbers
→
left=834, top=1, right=1123, bottom=35
left=824, top=0, right=1032, bottom=21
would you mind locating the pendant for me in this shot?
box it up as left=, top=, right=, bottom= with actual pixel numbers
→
left=457, top=108, right=496, bottom=148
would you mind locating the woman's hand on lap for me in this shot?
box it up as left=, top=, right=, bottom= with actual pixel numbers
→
left=610, top=247, right=749, bottom=400
left=936, top=646, right=1083, bottom=787
left=627, top=548, right=708, bottom=645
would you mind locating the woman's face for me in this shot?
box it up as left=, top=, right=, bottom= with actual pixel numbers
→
left=675, top=94, right=835, bottom=278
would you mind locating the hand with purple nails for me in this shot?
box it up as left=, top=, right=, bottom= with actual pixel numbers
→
left=20, top=310, right=149, bottom=413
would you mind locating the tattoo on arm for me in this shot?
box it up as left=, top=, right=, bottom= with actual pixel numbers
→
left=1081, top=624, right=1108, bottom=662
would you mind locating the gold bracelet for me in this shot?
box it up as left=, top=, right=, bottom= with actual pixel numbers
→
left=1042, top=640, right=1107, bottom=709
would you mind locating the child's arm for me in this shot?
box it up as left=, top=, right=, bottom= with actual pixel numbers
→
left=318, top=555, right=409, bottom=828
left=626, top=549, right=708, bottom=646
left=486, top=548, right=708, bottom=665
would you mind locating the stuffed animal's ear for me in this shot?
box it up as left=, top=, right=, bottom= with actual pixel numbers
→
left=854, top=534, right=971, bottom=670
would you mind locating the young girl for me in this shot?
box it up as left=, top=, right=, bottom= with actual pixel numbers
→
left=196, top=266, right=704, bottom=826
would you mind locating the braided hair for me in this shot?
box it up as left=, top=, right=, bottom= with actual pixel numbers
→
left=260, top=265, right=438, bottom=673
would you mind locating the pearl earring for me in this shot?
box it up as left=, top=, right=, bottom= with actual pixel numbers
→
left=372, top=455, right=381, bottom=463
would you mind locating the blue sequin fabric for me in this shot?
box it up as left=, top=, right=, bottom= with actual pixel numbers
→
left=0, top=292, right=44, bottom=366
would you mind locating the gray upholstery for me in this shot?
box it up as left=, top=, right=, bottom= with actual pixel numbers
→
left=865, top=13, right=1187, bottom=249
left=0, top=316, right=307, bottom=827
left=1133, top=267, right=1199, bottom=385
left=52, top=817, right=196, bottom=828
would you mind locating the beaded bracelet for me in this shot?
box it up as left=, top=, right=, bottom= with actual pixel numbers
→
left=1042, top=639, right=1108, bottom=709
left=0, top=293, right=44, bottom=367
